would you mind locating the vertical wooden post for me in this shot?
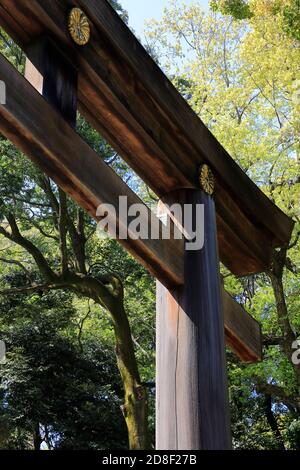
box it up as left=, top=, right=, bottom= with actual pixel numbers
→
left=25, top=36, right=78, bottom=127
left=156, top=189, right=231, bottom=450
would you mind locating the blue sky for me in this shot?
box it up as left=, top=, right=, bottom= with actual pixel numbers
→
left=122, top=0, right=210, bottom=35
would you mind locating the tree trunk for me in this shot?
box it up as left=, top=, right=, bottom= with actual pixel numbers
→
left=110, top=300, right=149, bottom=449
left=33, top=423, right=42, bottom=451
left=263, top=394, right=285, bottom=450
left=73, top=274, right=149, bottom=449
left=269, top=270, right=300, bottom=386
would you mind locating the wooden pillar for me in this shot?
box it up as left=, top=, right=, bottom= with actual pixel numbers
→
left=156, top=189, right=231, bottom=450
left=25, top=36, right=78, bottom=127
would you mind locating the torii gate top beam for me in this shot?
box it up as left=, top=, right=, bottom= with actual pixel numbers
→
left=0, top=0, right=294, bottom=276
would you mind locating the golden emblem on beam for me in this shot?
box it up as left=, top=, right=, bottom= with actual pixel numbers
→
left=199, top=164, right=214, bottom=195
left=68, top=8, right=90, bottom=46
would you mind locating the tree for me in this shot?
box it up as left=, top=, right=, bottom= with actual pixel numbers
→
left=145, top=1, right=300, bottom=448
left=210, top=0, right=300, bottom=41
left=0, top=125, right=152, bottom=449
left=108, top=0, right=129, bottom=24
left=0, top=289, right=128, bottom=450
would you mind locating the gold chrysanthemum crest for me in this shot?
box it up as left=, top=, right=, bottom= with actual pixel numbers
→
left=199, top=164, right=215, bottom=196
left=68, top=7, right=90, bottom=46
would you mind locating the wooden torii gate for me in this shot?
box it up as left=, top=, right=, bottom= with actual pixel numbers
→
left=0, top=0, right=294, bottom=450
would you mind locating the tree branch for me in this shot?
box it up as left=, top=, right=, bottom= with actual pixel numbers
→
left=0, top=257, right=32, bottom=281
left=37, top=176, right=59, bottom=229
left=289, top=230, right=300, bottom=250
left=263, top=335, right=283, bottom=347
left=285, top=256, right=299, bottom=275
left=65, top=209, right=87, bottom=274
left=254, top=379, right=300, bottom=411
left=132, top=335, right=152, bottom=359
left=58, top=188, right=68, bottom=275
left=77, top=300, right=92, bottom=352
left=3, top=213, right=57, bottom=282
left=0, top=283, right=60, bottom=295
left=263, top=394, right=285, bottom=449
left=26, top=216, right=59, bottom=242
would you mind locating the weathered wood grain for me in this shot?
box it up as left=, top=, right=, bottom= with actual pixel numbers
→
left=0, top=0, right=294, bottom=276
left=156, top=190, right=231, bottom=450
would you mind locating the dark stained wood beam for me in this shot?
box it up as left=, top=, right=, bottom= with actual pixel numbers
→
left=0, top=53, right=262, bottom=362
left=223, top=290, right=262, bottom=362
left=0, top=0, right=294, bottom=276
